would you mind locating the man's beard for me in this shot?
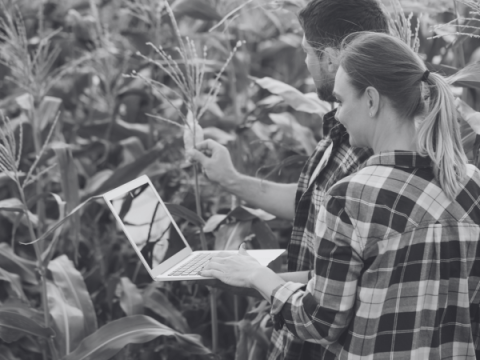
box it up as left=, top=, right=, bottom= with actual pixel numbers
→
left=316, top=83, right=336, bottom=103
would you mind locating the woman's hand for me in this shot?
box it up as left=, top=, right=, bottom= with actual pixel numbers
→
left=200, top=244, right=264, bottom=288
left=200, top=244, right=287, bottom=302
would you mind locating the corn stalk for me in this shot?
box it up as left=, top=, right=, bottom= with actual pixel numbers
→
left=0, top=115, right=60, bottom=360
left=127, top=2, right=241, bottom=352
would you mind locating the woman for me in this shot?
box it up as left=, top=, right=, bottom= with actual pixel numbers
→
left=201, top=32, right=480, bottom=359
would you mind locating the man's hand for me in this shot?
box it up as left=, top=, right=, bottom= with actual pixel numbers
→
left=186, top=139, right=238, bottom=187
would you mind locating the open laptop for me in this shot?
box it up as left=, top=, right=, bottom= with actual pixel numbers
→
left=102, top=175, right=285, bottom=281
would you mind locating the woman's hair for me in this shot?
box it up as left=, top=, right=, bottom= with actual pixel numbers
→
left=339, top=32, right=467, bottom=200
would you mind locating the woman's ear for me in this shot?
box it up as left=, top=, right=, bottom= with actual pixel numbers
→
left=365, top=86, right=380, bottom=118
left=324, top=47, right=340, bottom=74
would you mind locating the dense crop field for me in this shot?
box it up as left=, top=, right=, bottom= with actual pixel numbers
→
left=0, top=0, right=479, bottom=359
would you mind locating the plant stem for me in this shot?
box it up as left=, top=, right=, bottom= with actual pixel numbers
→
left=22, top=104, right=57, bottom=360
left=193, top=164, right=208, bottom=251
left=209, top=288, right=219, bottom=353
left=16, top=184, right=58, bottom=360
left=192, top=164, right=218, bottom=352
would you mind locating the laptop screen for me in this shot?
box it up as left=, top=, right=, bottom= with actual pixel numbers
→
left=109, top=182, right=187, bottom=270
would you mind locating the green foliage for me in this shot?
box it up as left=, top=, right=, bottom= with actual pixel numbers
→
left=0, top=0, right=479, bottom=359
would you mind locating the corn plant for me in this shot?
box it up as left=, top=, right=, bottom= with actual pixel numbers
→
left=432, top=0, right=480, bottom=40
left=126, top=2, right=242, bottom=351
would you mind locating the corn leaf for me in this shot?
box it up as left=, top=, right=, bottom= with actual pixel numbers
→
left=48, top=255, right=98, bottom=337
left=0, top=243, right=37, bottom=285
left=143, top=285, right=190, bottom=333
left=172, top=0, right=222, bottom=21
left=0, top=307, right=54, bottom=343
left=252, top=76, right=329, bottom=115
left=214, top=221, right=252, bottom=250
left=251, top=220, right=278, bottom=249
left=64, top=315, right=211, bottom=360
left=0, top=345, right=19, bottom=360
left=78, top=119, right=151, bottom=144
left=457, top=98, right=480, bottom=135
left=41, top=193, right=67, bottom=266
left=269, top=112, right=317, bottom=155
left=37, top=96, right=62, bottom=131
left=203, top=214, right=228, bottom=233
left=52, top=143, right=81, bottom=260
left=0, top=268, right=27, bottom=300
left=0, top=198, right=38, bottom=228
left=21, top=195, right=103, bottom=246
left=47, top=281, right=85, bottom=356
left=448, top=62, right=480, bottom=90
left=87, top=144, right=164, bottom=197
left=165, top=203, right=205, bottom=226
left=116, top=277, right=144, bottom=316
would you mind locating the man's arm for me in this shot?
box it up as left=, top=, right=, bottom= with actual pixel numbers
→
left=187, top=140, right=297, bottom=220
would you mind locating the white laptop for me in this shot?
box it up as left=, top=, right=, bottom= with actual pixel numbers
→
left=102, top=175, right=285, bottom=281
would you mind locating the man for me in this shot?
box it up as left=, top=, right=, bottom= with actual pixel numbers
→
left=188, top=0, right=390, bottom=358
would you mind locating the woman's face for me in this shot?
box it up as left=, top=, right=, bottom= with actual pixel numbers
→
left=333, top=66, right=373, bottom=148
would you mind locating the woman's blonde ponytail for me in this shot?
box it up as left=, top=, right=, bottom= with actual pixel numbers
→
left=416, top=72, right=467, bottom=200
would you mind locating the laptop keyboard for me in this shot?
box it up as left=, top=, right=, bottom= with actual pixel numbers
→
left=168, top=253, right=212, bottom=276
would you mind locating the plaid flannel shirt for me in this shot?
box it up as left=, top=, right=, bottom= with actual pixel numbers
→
left=270, top=151, right=480, bottom=359
left=268, top=110, right=373, bottom=360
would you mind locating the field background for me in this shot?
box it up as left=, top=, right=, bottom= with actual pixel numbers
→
left=0, top=0, right=479, bottom=359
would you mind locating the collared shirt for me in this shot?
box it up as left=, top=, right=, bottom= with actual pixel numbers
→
left=270, top=151, right=480, bottom=359
left=268, top=110, right=373, bottom=360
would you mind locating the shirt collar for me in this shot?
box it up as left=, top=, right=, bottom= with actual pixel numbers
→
left=323, top=109, right=348, bottom=143
left=365, top=151, right=432, bottom=169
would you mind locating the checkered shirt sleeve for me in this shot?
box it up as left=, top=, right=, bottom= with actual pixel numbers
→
left=272, top=184, right=362, bottom=345
left=270, top=151, right=480, bottom=359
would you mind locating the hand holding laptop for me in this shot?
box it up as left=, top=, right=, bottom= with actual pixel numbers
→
left=103, top=175, right=285, bottom=282
left=199, top=243, right=264, bottom=288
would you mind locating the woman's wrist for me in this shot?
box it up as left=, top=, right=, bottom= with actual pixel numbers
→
left=249, top=266, right=286, bottom=302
